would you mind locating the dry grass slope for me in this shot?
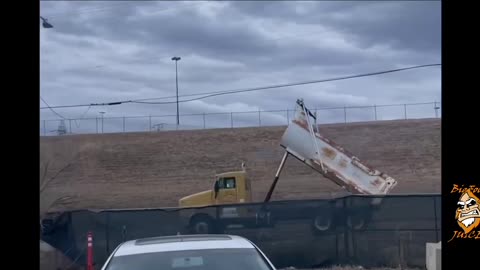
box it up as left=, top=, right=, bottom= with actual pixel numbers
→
left=40, top=119, right=440, bottom=212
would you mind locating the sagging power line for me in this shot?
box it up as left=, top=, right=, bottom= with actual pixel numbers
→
left=40, top=63, right=441, bottom=110
left=40, top=96, right=66, bottom=119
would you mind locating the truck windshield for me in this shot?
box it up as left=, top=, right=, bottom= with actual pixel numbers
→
left=105, top=248, right=273, bottom=270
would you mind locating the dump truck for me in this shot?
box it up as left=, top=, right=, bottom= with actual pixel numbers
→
left=179, top=99, right=398, bottom=234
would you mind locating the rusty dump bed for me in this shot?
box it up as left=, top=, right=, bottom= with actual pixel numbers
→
left=280, top=99, right=397, bottom=195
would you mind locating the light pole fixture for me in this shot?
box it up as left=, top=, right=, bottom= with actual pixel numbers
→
left=171, top=56, right=181, bottom=125
left=40, top=16, right=53, bottom=29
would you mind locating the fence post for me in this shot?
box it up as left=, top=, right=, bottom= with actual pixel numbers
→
left=122, top=225, right=127, bottom=242
left=434, top=101, right=438, bottom=118
left=258, top=110, right=261, bottom=126
left=123, top=117, right=126, bottom=132
left=343, top=106, right=347, bottom=124
left=286, top=109, right=289, bottom=124
left=203, top=113, right=206, bottom=129
left=69, top=119, right=72, bottom=134
left=433, top=196, right=439, bottom=242
left=374, top=105, right=377, bottom=121
left=404, top=104, right=407, bottom=119
left=96, top=117, right=98, bottom=134
left=149, top=115, right=152, bottom=131
left=230, top=112, right=233, bottom=128
left=105, top=212, right=110, bottom=255
left=43, top=120, right=46, bottom=136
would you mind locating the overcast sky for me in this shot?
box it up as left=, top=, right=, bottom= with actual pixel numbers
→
left=40, top=1, right=441, bottom=134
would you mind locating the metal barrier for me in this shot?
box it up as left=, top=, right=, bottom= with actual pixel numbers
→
left=41, top=194, right=441, bottom=269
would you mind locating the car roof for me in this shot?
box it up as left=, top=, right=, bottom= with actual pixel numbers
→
left=114, top=234, right=255, bottom=257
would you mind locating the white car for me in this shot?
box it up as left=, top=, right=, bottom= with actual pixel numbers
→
left=101, top=234, right=277, bottom=270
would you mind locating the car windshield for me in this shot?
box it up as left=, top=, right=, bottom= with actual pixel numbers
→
left=105, top=248, right=273, bottom=270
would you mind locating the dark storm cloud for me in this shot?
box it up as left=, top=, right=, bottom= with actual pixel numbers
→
left=95, top=8, right=276, bottom=63
left=230, top=1, right=441, bottom=53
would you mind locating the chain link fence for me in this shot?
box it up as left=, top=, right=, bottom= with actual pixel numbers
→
left=40, top=101, right=441, bottom=136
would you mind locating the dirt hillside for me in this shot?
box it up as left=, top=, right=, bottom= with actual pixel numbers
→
left=40, top=119, right=441, bottom=211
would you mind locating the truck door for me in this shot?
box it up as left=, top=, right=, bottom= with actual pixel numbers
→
left=215, top=177, right=237, bottom=204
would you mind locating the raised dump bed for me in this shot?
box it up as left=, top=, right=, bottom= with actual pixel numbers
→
left=280, top=99, right=397, bottom=195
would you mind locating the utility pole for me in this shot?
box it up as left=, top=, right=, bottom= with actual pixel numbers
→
left=171, top=56, right=181, bottom=125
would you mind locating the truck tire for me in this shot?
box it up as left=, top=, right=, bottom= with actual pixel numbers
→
left=347, top=215, right=365, bottom=230
left=312, top=214, right=332, bottom=232
left=346, top=210, right=370, bottom=230
left=189, top=215, right=215, bottom=234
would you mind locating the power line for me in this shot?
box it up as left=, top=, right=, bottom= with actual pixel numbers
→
left=40, top=100, right=439, bottom=121
left=40, top=63, right=441, bottom=110
left=40, top=96, right=66, bottom=119
left=74, top=105, right=92, bottom=128
left=133, top=64, right=441, bottom=105
left=40, top=101, right=123, bottom=110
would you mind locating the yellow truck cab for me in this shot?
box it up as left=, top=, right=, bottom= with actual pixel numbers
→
left=178, top=164, right=256, bottom=234
left=179, top=164, right=252, bottom=208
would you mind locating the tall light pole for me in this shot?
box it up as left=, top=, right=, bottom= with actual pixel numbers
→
left=40, top=16, right=53, bottom=28
left=171, top=56, right=181, bottom=125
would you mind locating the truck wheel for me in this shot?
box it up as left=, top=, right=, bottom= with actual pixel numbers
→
left=190, top=215, right=214, bottom=234
left=312, top=215, right=332, bottom=232
left=346, top=212, right=368, bottom=230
